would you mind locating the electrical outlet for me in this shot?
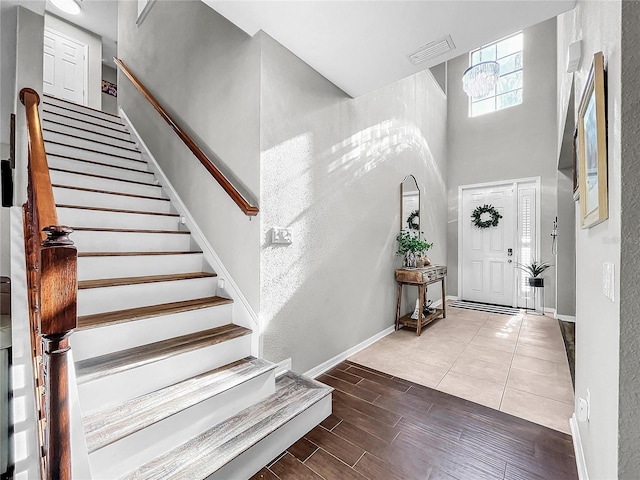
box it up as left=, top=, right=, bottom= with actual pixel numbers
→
left=603, top=263, right=615, bottom=301
left=578, top=397, right=588, bottom=422
left=272, top=227, right=292, bottom=244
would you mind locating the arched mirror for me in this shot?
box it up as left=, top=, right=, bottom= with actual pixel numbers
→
left=400, top=175, right=420, bottom=232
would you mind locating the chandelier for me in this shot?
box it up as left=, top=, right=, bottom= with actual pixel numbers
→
left=462, top=61, right=500, bottom=100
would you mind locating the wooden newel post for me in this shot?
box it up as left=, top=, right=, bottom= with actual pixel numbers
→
left=39, top=225, right=77, bottom=480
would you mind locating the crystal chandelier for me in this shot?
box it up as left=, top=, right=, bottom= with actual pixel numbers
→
left=462, top=61, right=500, bottom=100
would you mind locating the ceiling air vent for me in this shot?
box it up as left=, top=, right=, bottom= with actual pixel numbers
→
left=408, top=35, right=455, bottom=65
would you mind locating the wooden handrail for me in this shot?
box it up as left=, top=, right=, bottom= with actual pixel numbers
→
left=113, top=57, right=259, bottom=216
left=20, top=87, right=77, bottom=480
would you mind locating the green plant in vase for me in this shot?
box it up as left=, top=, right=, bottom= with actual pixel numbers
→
left=515, top=259, right=553, bottom=287
left=396, top=231, right=433, bottom=268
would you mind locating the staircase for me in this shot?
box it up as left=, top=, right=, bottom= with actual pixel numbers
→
left=40, top=94, right=332, bottom=479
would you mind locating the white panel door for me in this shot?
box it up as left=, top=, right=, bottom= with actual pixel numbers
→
left=43, top=28, right=87, bottom=105
left=461, top=184, right=515, bottom=306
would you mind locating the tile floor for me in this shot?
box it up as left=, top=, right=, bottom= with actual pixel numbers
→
left=348, top=304, right=575, bottom=433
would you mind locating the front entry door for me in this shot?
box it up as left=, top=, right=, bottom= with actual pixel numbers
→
left=461, top=183, right=515, bottom=306
left=43, top=27, right=87, bottom=105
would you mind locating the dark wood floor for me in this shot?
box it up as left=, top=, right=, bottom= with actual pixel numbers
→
left=252, top=360, right=578, bottom=480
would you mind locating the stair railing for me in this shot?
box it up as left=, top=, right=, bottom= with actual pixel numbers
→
left=113, top=57, right=259, bottom=216
left=20, top=87, right=77, bottom=480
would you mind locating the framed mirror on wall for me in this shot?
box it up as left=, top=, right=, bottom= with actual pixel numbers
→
left=401, top=174, right=421, bottom=232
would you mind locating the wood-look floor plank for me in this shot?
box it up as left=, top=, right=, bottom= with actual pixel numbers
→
left=345, top=365, right=411, bottom=392
left=270, top=453, right=322, bottom=480
left=320, top=413, right=342, bottom=431
left=287, top=437, right=318, bottom=463
left=326, top=367, right=363, bottom=385
left=343, top=360, right=395, bottom=378
left=333, top=390, right=402, bottom=427
left=331, top=400, right=400, bottom=443
left=250, top=467, right=280, bottom=480
left=304, top=449, right=367, bottom=480
left=304, top=425, right=365, bottom=467
left=353, top=452, right=405, bottom=480
left=318, top=374, right=380, bottom=403
left=260, top=361, right=577, bottom=480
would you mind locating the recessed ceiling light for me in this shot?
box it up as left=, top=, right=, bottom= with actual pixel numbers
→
left=50, top=0, right=81, bottom=15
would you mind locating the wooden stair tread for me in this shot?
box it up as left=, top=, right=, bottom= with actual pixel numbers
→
left=57, top=204, right=178, bottom=217
left=50, top=167, right=159, bottom=187
left=44, top=93, right=123, bottom=119
left=53, top=184, right=171, bottom=201
left=78, top=272, right=216, bottom=290
left=83, top=357, right=275, bottom=453
left=43, top=118, right=136, bottom=144
left=44, top=127, right=140, bottom=152
left=78, top=296, right=232, bottom=330
left=76, top=324, right=252, bottom=384
left=71, top=226, right=188, bottom=234
left=47, top=154, right=151, bottom=174
left=43, top=108, right=129, bottom=133
left=78, top=251, right=201, bottom=257
left=45, top=140, right=143, bottom=162
left=122, top=372, right=332, bottom=480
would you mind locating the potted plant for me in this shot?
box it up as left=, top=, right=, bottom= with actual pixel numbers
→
left=396, top=231, right=433, bottom=268
left=516, top=259, right=553, bottom=287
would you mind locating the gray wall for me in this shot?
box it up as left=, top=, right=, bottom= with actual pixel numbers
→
left=618, top=1, right=640, bottom=476
left=101, top=64, right=117, bottom=115
left=117, top=0, right=261, bottom=309
left=555, top=168, right=575, bottom=317
left=259, top=33, right=448, bottom=373
left=446, top=18, right=558, bottom=309
left=44, top=14, right=102, bottom=110
left=558, top=2, right=622, bottom=478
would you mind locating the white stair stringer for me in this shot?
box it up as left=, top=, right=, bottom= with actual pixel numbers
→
left=37, top=96, right=331, bottom=479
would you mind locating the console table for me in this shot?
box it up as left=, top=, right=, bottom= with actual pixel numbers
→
left=395, top=265, right=447, bottom=336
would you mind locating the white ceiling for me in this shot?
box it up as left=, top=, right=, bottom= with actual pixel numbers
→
left=205, top=0, right=576, bottom=97
left=1, top=0, right=118, bottom=66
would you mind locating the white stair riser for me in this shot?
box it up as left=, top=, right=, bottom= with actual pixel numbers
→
left=71, top=230, right=191, bottom=253
left=42, top=120, right=135, bottom=149
left=47, top=147, right=147, bottom=172
left=58, top=208, right=179, bottom=232
left=42, top=112, right=131, bottom=140
left=78, top=253, right=204, bottom=281
left=43, top=97, right=124, bottom=124
left=49, top=155, right=154, bottom=184
left=89, top=370, right=275, bottom=480
left=78, top=276, right=217, bottom=316
left=46, top=142, right=142, bottom=164
left=77, top=334, right=252, bottom=412
left=44, top=130, right=141, bottom=159
left=211, top=395, right=332, bottom=480
left=43, top=103, right=126, bottom=130
left=50, top=170, right=163, bottom=198
left=73, top=303, right=231, bottom=361
left=53, top=187, right=172, bottom=213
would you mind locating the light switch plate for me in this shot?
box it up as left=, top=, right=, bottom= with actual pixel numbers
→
left=603, top=262, right=615, bottom=301
left=272, top=227, right=292, bottom=244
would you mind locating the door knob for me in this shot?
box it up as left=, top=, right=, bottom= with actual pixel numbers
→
left=507, top=259, right=512, bottom=263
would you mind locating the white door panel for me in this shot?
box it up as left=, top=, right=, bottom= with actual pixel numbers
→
left=461, top=184, right=515, bottom=306
left=43, top=28, right=86, bottom=105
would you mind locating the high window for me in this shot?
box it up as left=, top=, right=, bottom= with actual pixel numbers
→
left=469, top=32, right=523, bottom=117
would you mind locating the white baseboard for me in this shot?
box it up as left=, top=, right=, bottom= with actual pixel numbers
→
left=446, top=295, right=459, bottom=301
left=570, top=414, right=589, bottom=480
left=556, top=314, right=576, bottom=323
left=275, top=358, right=292, bottom=377
left=303, top=325, right=395, bottom=379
